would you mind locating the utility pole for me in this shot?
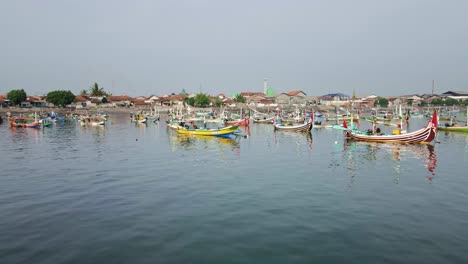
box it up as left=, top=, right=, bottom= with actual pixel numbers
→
left=432, top=80, right=435, bottom=95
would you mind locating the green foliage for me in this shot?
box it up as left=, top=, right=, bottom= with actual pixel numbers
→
left=194, top=93, right=211, bottom=107
left=419, top=101, right=428, bottom=107
left=46, top=90, right=75, bottom=107
left=373, top=97, right=389, bottom=107
left=431, top=99, right=444, bottom=105
left=444, top=98, right=459, bottom=106
left=185, top=97, right=195, bottom=106
left=7, top=89, right=27, bottom=106
left=101, top=97, right=108, bottom=103
left=462, top=99, right=468, bottom=106
left=430, top=98, right=460, bottom=106
left=235, top=94, right=246, bottom=103
left=89, top=82, right=108, bottom=96
left=407, top=100, right=413, bottom=106
left=214, top=98, right=223, bottom=107
left=80, top=89, right=88, bottom=96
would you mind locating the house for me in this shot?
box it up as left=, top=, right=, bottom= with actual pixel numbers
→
left=159, top=94, right=189, bottom=106
left=27, top=96, right=48, bottom=107
left=440, top=91, right=468, bottom=97
left=387, top=98, right=404, bottom=108
left=320, top=93, right=351, bottom=106
left=247, top=95, right=273, bottom=107
left=403, top=95, right=423, bottom=106
left=272, top=90, right=308, bottom=106
left=73, top=95, right=93, bottom=108
left=240, top=92, right=265, bottom=97
left=222, top=98, right=236, bottom=107
left=131, top=99, right=150, bottom=107
left=275, top=93, right=291, bottom=105
left=440, top=91, right=468, bottom=101
left=286, top=90, right=306, bottom=97
left=146, top=95, right=161, bottom=105
left=108, top=95, right=132, bottom=107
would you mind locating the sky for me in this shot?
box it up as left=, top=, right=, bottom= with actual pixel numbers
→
left=1, top=0, right=467, bottom=97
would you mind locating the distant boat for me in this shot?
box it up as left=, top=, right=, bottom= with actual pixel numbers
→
left=225, top=117, right=250, bottom=126
left=438, top=125, right=468, bottom=132
left=9, top=117, right=40, bottom=128
left=131, top=113, right=147, bottom=124
left=253, top=116, right=274, bottom=124
left=439, top=107, right=468, bottom=132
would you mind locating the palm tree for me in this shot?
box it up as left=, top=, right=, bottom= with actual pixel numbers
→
left=80, top=89, right=88, bottom=96
left=89, top=82, right=107, bottom=97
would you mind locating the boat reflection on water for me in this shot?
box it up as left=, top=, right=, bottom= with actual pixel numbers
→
left=8, top=125, right=41, bottom=144
left=344, top=140, right=437, bottom=183
left=167, top=131, right=242, bottom=153
left=272, top=131, right=313, bottom=153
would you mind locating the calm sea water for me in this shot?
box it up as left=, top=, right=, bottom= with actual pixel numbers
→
left=1, top=114, right=467, bottom=264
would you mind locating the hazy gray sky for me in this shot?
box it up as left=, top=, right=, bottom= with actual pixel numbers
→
left=1, top=0, right=467, bottom=97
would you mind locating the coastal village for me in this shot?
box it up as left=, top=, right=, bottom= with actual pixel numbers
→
left=1, top=83, right=467, bottom=112
left=1, top=80, right=467, bottom=137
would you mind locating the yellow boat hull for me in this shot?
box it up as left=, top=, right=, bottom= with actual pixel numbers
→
left=176, top=125, right=239, bottom=136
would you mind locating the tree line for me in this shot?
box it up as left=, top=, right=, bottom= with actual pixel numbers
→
left=5, top=84, right=248, bottom=108
left=5, top=83, right=109, bottom=107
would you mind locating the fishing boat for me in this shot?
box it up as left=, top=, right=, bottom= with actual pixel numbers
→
left=252, top=116, right=274, bottom=124
left=439, top=107, right=468, bottom=132
left=343, top=111, right=438, bottom=144
left=79, top=116, right=106, bottom=126
left=223, top=107, right=250, bottom=126
left=225, top=117, right=250, bottom=126
left=40, top=119, right=53, bottom=127
left=175, top=125, right=239, bottom=137
left=273, top=117, right=313, bottom=132
left=438, top=125, right=468, bottom=132
left=9, top=117, right=41, bottom=128
left=131, top=113, right=147, bottom=124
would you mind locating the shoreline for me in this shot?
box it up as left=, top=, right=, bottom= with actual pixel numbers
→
left=0, top=105, right=428, bottom=116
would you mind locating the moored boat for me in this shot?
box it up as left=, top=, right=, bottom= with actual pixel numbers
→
left=273, top=117, right=313, bottom=132
left=175, top=125, right=239, bottom=137
left=225, top=117, right=250, bottom=126
left=253, top=116, right=274, bottom=124
left=438, top=125, right=468, bottom=132
left=9, top=117, right=41, bottom=128
left=343, top=111, right=438, bottom=144
left=438, top=107, right=468, bottom=132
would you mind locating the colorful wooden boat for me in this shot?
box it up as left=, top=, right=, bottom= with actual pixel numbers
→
left=131, top=113, right=147, bottom=124
left=438, top=107, right=468, bottom=132
left=9, top=117, right=41, bottom=128
left=225, top=117, right=250, bottom=126
left=343, top=111, right=438, bottom=144
left=438, top=125, right=468, bottom=132
left=79, top=117, right=105, bottom=126
left=274, top=118, right=313, bottom=132
left=253, top=116, right=274, bottom=124
left=175, top=125, right=239, bottom=137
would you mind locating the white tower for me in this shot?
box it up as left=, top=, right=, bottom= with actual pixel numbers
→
left=263, top=78, right=268, bottom=95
